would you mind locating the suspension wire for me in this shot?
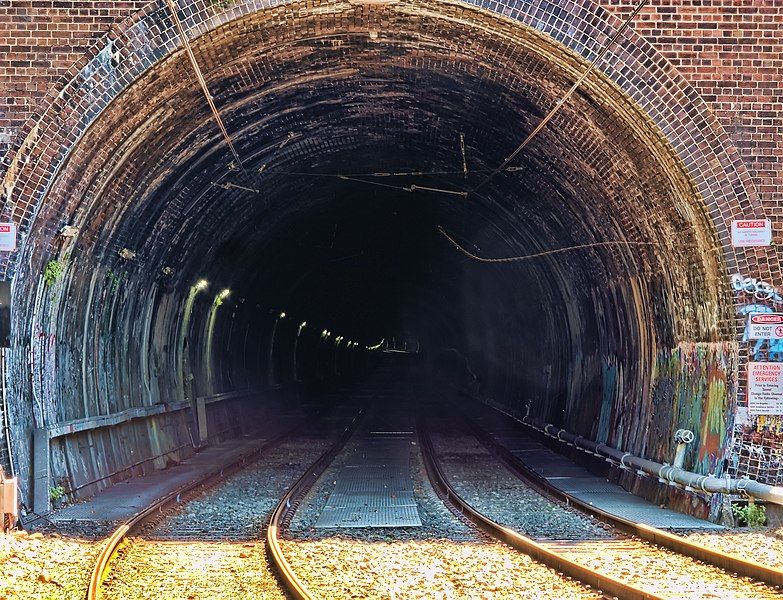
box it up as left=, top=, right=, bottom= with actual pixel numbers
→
left=470, top=0, right=650, bottom=195
left=164, top=0, right=248, bottom=177
left=335, top=175, right=467, bottom=197
left=264, top=169, right=482, bottom=178
left=337, top=175, right=415, bottom=192
left=437, top=226, right=654, bottom=263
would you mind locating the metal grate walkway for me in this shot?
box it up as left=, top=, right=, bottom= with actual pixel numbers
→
left=315, top=419, right=421, bottom=528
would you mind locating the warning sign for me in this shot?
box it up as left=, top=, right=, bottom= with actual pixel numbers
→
left=747, top=312, right=783, bottom=339
left=732, top=219, right=772, bottom=247
left=0, top=223, right=15, bottom=252
left=748, top=362, right=783, bottom=415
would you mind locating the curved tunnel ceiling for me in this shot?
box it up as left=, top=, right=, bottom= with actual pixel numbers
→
left=11, top=0, right=738, bottom=461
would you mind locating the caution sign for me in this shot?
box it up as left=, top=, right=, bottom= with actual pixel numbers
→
left=748, top=362, right=783, bottom=415
left=747, top=312, right=783, bottom=339
left=731, top=219, right=772, bottom=247
left=0, top=223, right=16, bottom=252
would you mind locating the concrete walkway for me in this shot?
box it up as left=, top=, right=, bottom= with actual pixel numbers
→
left=49, top=436, right=274, bottom=524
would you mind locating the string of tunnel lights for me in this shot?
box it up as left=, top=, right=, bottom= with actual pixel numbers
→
left=190, top=284, right=372, bottom=350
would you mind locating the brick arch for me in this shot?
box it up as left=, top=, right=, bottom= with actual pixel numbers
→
left=0, top=0, right=770, bottom=508
left=0, top=0, right=771, bottom=286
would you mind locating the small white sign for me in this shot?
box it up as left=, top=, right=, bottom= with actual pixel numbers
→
left=732, top=219, right=772, bottom=247
left=0, top=223, right=16, bottom=252
left=747, top=312, right=783, bottom=339
left=748, top=362, right=783, bottom=415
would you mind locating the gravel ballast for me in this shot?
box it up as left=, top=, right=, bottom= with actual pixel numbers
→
left=103, top=433, right=334, bottom=600
left=0, top=530, right=100, bottom=600
left=429, top=418, right=783, bottom=600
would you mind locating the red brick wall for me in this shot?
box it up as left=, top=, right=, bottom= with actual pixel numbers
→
left=598, top=0, right=783, bottom=227
left=1, top=1, right=781, bottom=211
left=0, top=1, right=147, bottom=158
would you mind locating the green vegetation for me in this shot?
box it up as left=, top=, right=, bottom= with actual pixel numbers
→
left=732, top=500, right=766, bottom=528
left=43, top=259, right=64, bottom=287
left=48, top=485, right=65, bottom=503
left=107, top=268, right=127, bottom=292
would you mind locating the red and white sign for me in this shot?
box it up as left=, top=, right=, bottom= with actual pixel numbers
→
left=747, top=312, right=783, bottom=339
left=0, top=223, right=16, bottom=252
left=748, top=362, right=783, bottom=415
left=732, top=219, right=772, bottom=247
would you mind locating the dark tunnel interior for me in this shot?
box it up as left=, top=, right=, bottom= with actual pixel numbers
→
left=7, top=0, right=737, bottom=502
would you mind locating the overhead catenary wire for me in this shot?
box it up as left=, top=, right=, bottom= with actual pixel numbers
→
left=164, top=0, right=248, bottom=177
left=335, top=175, right=467, bottom=197
left=470, top=0, right=650, bottom=195
left=437, top=226, right=654, bottom=263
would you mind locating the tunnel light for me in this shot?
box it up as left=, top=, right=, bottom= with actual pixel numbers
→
left=300, top=321, right=307, bottom=328
left=279, top=312, right=286, bottom=319
left=368, top=338, right=385, bottom=351
left=195, top=279, right=208, bottom=291
left=322, top=329, right=329, bottom=337
left=213, top=288, right=231, bottom=307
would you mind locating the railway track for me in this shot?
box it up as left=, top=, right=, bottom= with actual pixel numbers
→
left=272, top=406, right=602, bottom=599
left=85, top=395, right=782, bottom=600
left=85, top=430, right=292, bottom=600
left=86, top=409, right=363, bottom=600
left=420, top=414, right=783, bottom=600
left=463, top=403, right=783, bottom=587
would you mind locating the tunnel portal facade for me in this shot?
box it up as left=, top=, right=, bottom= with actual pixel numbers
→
left=0, top=0, right=781, bottom=520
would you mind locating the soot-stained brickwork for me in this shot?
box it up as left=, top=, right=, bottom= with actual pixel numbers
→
left=2, top=1, right=781, bottom=217
left=0, top=0, right=780, bottom=518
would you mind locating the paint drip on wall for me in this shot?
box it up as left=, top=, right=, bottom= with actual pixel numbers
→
left=646, top=342, right=738, bottom=476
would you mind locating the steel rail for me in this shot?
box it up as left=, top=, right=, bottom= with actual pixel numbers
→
left=266, top=409, right=365, bottom=600
left=417, top=417, right=662, bottom=600
left=85, top=428, right=294, bottom=600
left=464, top=405, right=783, bottom=589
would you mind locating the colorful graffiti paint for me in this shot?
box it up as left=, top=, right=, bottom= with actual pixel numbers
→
left=646, top=342, right=738, bottom=476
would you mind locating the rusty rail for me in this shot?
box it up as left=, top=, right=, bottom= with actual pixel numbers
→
left=266, top=409, right=364, bottom=600
left=417, top=417, right=662, bottom=600
left=85, top=428, right=294, bottom=600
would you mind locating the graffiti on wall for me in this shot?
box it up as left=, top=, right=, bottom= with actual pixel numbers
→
left=723, top=273, right=783, bottom=484
left=647, top=342, right=738, bottom=476
left=732, top=274, right=783, bottom=361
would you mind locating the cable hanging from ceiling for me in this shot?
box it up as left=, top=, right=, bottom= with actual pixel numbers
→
left=437, top=226, right=654, bottom=264
left=164, top=0, right=249, bottom=179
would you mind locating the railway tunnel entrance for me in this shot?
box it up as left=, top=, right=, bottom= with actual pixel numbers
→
left=0, top=0, right=764, bottom=517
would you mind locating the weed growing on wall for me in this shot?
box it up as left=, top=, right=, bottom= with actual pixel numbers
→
left=43, top=259, right=64, bottom=287
left=107, top=268, right=127, bottom=293
left=48, top=485, right=65, bottom=503
left=732, top=500, right=767, bottom=527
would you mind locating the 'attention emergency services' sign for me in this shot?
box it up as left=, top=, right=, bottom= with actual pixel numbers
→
left=748, top=362, right=783, bottom=415
left=731, top=219, right=772, bottom=247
